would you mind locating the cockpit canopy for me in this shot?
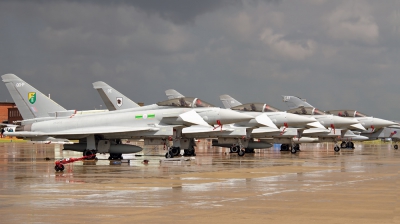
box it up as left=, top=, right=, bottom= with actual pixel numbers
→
left=157, top=97, right=214, bottom=108
left=287, top=107, right=326, bottom=115
left=325, top=110, right=367, bottom=117
left=231, top=103, right=280, bottom=112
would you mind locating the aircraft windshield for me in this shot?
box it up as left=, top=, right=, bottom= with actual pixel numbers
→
left=313, top=109, right=326, bottom=115
left=326, top=110, right=357, bottom=117
left=263, top=105, right=280, bottom=112
left=231, top=103, right=264, bottom=112
left=287, top=107, right=315, bottom=115
left=355, top=111, right=368, bottom=117
left=156, top=97, right=214, bottom=108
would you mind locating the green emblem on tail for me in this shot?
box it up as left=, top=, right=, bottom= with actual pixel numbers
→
left=28, top=92, right=36, bottom=104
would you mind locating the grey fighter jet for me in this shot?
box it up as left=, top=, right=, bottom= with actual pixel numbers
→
left=93, top=81, right=268, bottom=157
left=166, top=91, right=319, bottom=154
left=3, top=74, right=252, bottom=161
left=283, top=95, right=397, bottom=149
left=94, top=83, right=278, bottom=156
left=219, top=94, right=328, bottom=153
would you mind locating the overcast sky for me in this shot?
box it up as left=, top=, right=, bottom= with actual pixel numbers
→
left=1, top=0, right=399, bottom=120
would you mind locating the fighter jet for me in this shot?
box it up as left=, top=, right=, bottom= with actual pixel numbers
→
left=92, top=81, right=274, bottom=157
left=165, top=91, right=320, bottom=154
left=219, top=94, right=328, bottom=153
left=94, top=83, right=279, bottom=156
left=3, top=74, right=252, bottom=160
left=283, top=95, right=397, bottom=149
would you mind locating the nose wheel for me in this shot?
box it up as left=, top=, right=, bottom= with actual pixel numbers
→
left=394, top=144, right=398, bottom=150
left=334, top=145, right=340, bottom=152
left=238, top=149, right=245, bottom=156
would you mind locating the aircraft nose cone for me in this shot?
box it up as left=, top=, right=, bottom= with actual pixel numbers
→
left=332, top=116, right=358, bottom=127
left=372, top=118, right=398, bottom=128
left=218, top=109, right=253, bottom=124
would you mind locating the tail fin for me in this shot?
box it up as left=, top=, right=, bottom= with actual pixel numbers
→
left=2, top=74, right=67, bottom=119
left=219, top=94, right=242, bottom=109
left=282, top=95, right=314, bottom=109
left=92, top=81, right=140, bottom=110
left=165, top=89, right=185, bottom=99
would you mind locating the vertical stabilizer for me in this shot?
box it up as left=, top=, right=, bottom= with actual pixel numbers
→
left=282, top=95, right=314, bottom=109
left=92, top=81, right=140, bottom=110
left=165, top=89, right=185, bottom=99
left=2, top=74, right=66, bottom=119
left=219, top=95, right=242, bottom=109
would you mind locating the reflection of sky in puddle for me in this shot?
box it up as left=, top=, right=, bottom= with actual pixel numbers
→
left=2, top=143, right=399, bottom=211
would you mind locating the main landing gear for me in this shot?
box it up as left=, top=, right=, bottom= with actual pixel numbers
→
left=229, top=145, right=246, bottom=157
left=280, top=144, right=299, bottom=154
left=165, top=146, right=197, bottom=158
left=340, top=141, right=354, bottom=149
left=83, top=149, right=97, bottom=160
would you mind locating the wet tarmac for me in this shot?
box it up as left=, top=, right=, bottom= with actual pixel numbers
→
left=0, top=142, right=399, bottom=223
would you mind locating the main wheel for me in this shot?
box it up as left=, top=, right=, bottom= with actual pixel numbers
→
left=231, top=146, right=240, bottom=153
left=340, top=142, right=347, bottom=148
left=334, top=146, right=340, bottom=152
left=59, top=164, right=64, bottom=171
left=394, top=145, right=398, bottom=150
left=55, top=165, right=60, bottom=171
left=238, top=150, right=245, bottom=156
left=291, top=147, right=297, bottom=154
left=349, top=142, right=354, bottom=149
left=84, top=150, right=96, bottom=160
left=171, top=147, right=180, bottom=156
left=280, top=144, right=288, bottom=151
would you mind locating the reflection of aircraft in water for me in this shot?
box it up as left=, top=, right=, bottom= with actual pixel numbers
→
left=282, top=95, right=397, bottom=149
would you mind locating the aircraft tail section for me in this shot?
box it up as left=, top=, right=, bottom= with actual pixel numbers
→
left=219, top=94, right=242, bottom=109
left=282, top=95, right=314, bottom=109
left=2, top=74, right=67, bottom=120
left=92, top=81, right=140, bottom=110
left=165, top=89, right=185, bottom=99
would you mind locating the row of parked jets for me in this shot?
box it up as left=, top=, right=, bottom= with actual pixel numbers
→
left=2, top=74, right=400, bottom=160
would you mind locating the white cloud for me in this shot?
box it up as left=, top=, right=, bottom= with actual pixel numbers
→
left=325, top=1, right=379, bottom=44
left=259, top=28, right=316, bottom=60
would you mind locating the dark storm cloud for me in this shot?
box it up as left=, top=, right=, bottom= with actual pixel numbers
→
left=0, top=0, right=399, bottom=121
